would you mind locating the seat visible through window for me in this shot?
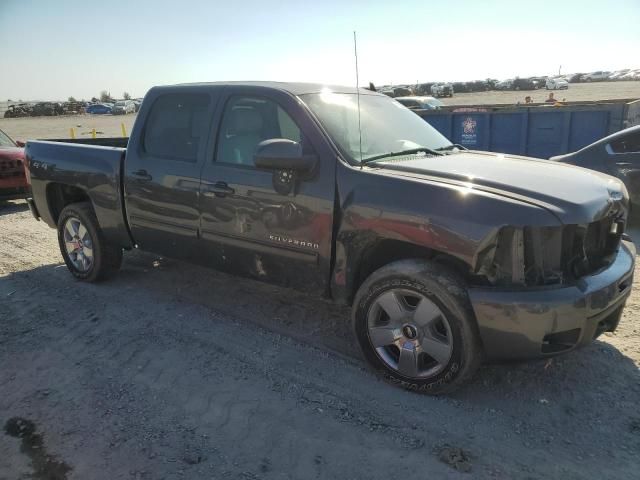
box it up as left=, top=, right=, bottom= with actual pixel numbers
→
left=219, top=107, right=264, bottom=165
left=216, top=96, right=303, bottom=167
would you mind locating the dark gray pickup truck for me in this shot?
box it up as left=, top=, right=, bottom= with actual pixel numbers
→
left=25, top=82, right=635, bottom=393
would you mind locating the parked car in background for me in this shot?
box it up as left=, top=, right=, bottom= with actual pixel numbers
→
left=415, top=83, right=435, bottom=96
left=609, top=69, right=630, bottom=80
left=551, top=125, right=640, bottom=209
left=568, top=73, right=585, bottom=83
left=511, top=78, right=537, bottom=90
left=582, top=71, right=611, bottom=82
left=0, top=128, right=29, bottom=201
left=529, top=77, right=547, bottom=89
left=395, top=96, right=444, bottom=110
left=620, top=69, right=640, bottom=80
left=112, top=100, right=136, bottom=115
left=3, top=104, right=33, bottom=118
left=62, top=102, right=86, bottom=114
left=86, top=103, right=113, bottom=115
left=31, top=102, right=64, bottom=116
left=452, top=82, right=468, bottom=93
left=133, top=99, right=143, bottom=112
left=546, top=77, right=569, bottom=90
left=466, top=80, right=490, bottom=92
left=431, top=83, right=453, bottom=97
left=494, top=79, right=513, bottom=90
left=392, top=86, right=413, bottom=97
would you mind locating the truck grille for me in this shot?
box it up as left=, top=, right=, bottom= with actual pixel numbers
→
left=523, top=215, right=623, bottom=285
left=0, top=159, right=25, bottom=179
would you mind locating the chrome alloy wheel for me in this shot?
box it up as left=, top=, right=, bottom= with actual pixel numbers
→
left=366, top=288, right=453, bottom=378
left=63, top=217, right=94, bottom=272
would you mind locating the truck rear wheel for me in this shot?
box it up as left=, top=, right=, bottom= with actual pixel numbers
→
left=352, top=259, right=482, bottom=394
left=57, top=202, right=122, bottom=282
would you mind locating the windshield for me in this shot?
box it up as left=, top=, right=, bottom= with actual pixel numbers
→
left=423, top=98, right=443, bottom=108
left=0, top=129, right=16, bottom=147
left=300, top=91, right=451, bottom=163
left=115, top=101, right=126, bottom=106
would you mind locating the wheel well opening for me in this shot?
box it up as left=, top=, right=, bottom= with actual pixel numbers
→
left=46, top=184, right=91, bottom=224
left=351, top=239, right=471, bottom=303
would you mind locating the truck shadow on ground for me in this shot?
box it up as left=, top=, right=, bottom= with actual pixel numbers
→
left=119, top=249, right=640, bottom=400
left=0, top=200, right=29, bottom=216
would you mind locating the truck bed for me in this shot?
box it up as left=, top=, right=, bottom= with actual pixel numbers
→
left=25, top=139, right=133, bottom=248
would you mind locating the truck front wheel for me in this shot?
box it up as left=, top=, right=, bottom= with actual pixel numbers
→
left=352, top=259, right=482, bottom=394
left=57, top=202, right=122, bottom=282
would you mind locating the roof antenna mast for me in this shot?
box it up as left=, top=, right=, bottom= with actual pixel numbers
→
left=353, top=31, right=363, bottom=166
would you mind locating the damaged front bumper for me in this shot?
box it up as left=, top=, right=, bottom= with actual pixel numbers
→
left=469, top=239, right=635, bottom=360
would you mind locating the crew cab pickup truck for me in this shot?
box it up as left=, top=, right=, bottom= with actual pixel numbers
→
left=25, top=82, right=635, bottom=394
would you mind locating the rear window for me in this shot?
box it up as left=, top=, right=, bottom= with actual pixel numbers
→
left=143, top=93, right=210, bottom=161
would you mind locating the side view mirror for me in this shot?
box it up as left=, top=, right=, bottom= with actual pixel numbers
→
left=254, top=139, right=316, bottom=172
left=15, top=140, right=26, bottom=148
left=254, top=139, right=317, bottom=195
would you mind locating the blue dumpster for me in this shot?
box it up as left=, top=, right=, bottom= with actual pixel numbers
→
left=417, top=99, right=639, bottom=158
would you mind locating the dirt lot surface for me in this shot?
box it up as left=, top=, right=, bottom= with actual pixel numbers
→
left=1, top=82, right=639, bottom=143
left=0, top=114, right=138, bottom=142
left=1, top=200, right=640, bottom=480
left=440, top=81, right=640, bottom=107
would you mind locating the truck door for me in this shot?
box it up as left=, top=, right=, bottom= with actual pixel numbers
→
left=124, top=89, right=219, bottom=259
left=199, top=87, right=336, bottom=294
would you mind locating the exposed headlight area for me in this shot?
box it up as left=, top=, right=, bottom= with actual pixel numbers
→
left=476, top=215, right=625, bottom=287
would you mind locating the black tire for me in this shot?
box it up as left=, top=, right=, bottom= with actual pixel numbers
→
left=57, top=201, right=122, bottom=282
left=352, top=259, right=482, bottom=394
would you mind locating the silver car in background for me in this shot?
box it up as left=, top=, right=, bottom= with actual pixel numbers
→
left=112, top=100, right=136, bottom=115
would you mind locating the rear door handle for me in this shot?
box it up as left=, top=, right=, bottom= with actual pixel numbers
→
left=131, top=169, right=152, bottom=181
left=203, top=182, right=235, bottom=198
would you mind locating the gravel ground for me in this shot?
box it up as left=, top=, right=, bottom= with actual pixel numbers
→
left=1, top=200, right=640, bottom=480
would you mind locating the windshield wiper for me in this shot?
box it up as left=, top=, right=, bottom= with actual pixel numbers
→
left=361, top=147, right=443, bottom=164
left=435, top=144, right=467, bottom=152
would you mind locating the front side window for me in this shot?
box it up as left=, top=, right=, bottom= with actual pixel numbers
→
left=609, top=131, right=640, bottom=154
left=143, top=93, right=210, bottom=161
left=300, top=90, right=451, bottom=164
left=216, top=96, right=302, bottom=167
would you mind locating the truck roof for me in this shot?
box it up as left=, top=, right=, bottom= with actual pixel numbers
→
left=169, top=81, right=383, bottom=96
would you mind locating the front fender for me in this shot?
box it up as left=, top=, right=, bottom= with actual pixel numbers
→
left=332, top=164, right=560, bottom=302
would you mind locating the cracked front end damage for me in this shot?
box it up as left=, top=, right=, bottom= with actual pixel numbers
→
left=469, top=210, right=635, bottom=360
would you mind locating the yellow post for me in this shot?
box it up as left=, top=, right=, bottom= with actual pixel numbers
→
left=70, top=127, right=76, bottom=139
left=121, top=122, right=127, bottom=137
left=91, top=128, right=96, bottom=139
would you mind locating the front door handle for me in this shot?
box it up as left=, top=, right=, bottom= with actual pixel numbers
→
left=131, top=169, right=152, bottom=182
left=203, top=182, right=235, bottom=198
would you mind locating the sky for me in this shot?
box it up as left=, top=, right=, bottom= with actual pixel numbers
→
left=0, top=0, right=639, bottom=101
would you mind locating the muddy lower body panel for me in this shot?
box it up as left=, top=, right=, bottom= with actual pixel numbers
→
left=469, top=240, right=635, bottom=360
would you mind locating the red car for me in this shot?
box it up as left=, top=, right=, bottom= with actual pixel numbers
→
left=0, top=129, right=29, bottom=201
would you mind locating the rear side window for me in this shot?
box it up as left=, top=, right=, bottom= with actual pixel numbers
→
left=609, top=131, right=640, bottom=154
left=143, top=93, right=210, bottom=161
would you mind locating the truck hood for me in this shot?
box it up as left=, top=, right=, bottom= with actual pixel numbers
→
left=0, top=146, right=25, bottom=160
left=372, top=150, right=626, bottom=224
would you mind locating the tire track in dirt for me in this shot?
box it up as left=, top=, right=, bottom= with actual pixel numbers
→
left=2, top=201, right=640, bottom=479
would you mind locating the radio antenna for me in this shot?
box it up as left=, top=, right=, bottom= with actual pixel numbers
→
left=353, top=31, right=363, bottom=166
